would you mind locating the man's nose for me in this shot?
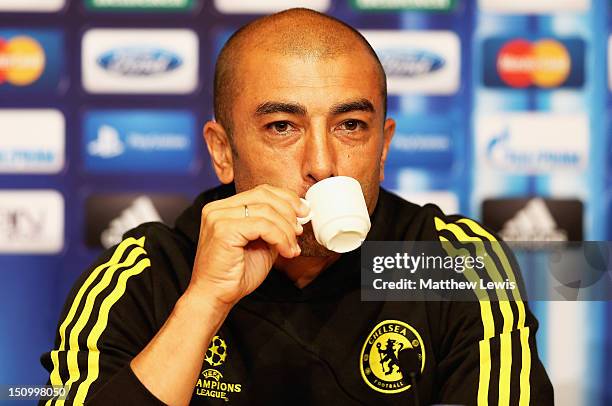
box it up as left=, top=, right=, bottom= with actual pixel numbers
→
left=302, top=123, right=336, bottom=182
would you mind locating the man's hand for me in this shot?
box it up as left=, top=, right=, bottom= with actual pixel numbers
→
left=131, top=184, right=307, bottom=406
left=188, top=184, right=308, bottom=308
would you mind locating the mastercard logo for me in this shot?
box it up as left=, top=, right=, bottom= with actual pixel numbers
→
left=0, top=36, right=46, bottom=86
left=496, top=39, right=571, bottom=88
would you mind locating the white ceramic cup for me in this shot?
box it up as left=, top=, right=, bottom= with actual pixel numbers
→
left=297, top=176, right=371, bottom=253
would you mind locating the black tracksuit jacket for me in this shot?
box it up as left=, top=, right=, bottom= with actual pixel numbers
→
left=40, top=183, right=554, bottom=405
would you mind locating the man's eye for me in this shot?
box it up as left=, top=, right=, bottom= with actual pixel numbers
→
left=339, top=120, right=366, bottom=132
left=267, top=121, right=292, bottom=134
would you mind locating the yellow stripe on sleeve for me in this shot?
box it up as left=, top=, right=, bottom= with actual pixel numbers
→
left=435, top=218, right=496, bottom=406
left=73, top=257, right=151, bottom=405
left=436, top=219, right=514, bottom=332
left=436, top=217, right=518, bottom=406
left=457, top=219, right=526, bottom=327
left=499, top=331, right=513, bottom=406
left=56, top=244, right=146, bottom=406
left=478, top=339, right=492, bottom=406
left=457, top=218, right=531, bottom=406
left=519, top=327, right=531, bottom=406
left=437, top=220, right=514, bottom=406
left=438, top=235, right=495, bottom=338
left=46, top=237, right=145, bottom=406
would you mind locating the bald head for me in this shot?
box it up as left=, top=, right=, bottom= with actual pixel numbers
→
left=213, top=8, right=387, bottom=136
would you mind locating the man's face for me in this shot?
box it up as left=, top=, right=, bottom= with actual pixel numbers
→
left=222, top=49, right=394, bottom=256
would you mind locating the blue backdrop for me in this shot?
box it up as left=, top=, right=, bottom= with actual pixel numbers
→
left=0, top=0, right=610, bottom=404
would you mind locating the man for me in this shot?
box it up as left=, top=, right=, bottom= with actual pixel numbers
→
left=40, top=8, right=553, bottom=406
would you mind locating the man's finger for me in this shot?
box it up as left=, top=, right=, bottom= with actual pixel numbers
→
left=216, top=217, right=298, bottom=258
left=253, top=184, right=308, bottom=217
left=204, top=185, right=306, bottom=230
left=205, top=203, right=301, bottom=245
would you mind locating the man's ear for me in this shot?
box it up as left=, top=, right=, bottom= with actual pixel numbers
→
left=379, top=118, right=395, bottom=182
left=203, top=120, right=234, bottom=184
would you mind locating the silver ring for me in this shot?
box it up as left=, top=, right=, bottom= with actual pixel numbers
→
left=244, top=204, right=249, bottom=218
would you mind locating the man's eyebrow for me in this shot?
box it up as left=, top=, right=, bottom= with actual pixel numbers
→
left=329, top=99, right=375, bottom=115
left=255, top=102, right=307, bottom=116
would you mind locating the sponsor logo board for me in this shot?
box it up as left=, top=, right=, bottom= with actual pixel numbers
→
left=82, top=29, right=198, bottom=94
left=84, top=0, right=195, bottom=11
left=214, top=0, right=329, bottom=13
left=482, top=197, right=583, bottom=241
left=83, top=110, right=196, bottom=173
left=0, top=190, right=64, bottom=253
left=0, top=109, right=65, bottom=173
left=476, top=113, right=589, bottom=174
left=483, top=37, right=585, bottom=89
left=478, top=0, right=590, bottom=14
left=85, top=194, right=190, bottom=248
left=350, top=0, right=455, bottom=11
left=0, top=29, right=64, bottom=93
left=361, top=30, right=460, bottom=95
left=386, top=116, right=453, bottom=169
left=0, top=0, right=65, bottom=12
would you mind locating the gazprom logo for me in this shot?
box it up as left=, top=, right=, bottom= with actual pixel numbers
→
left=487, top=128, right=582, bottom=170
left=378, top=50, right=445, bottom=77
left=476, top=113, right=589, bottom=174
left=97, top=47, right=182, bottom=76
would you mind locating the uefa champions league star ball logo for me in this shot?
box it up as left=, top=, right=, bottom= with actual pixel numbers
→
left=205, top=335, right=227, bottom=367
left=196, top=335, right=243, bottom=401
left=360, top=320, right=425, bottom=394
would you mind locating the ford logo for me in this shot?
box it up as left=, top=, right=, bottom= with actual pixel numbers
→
left=97, top=47, right=182, bottom=76
left=378, top=50, right=444, bottom=77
